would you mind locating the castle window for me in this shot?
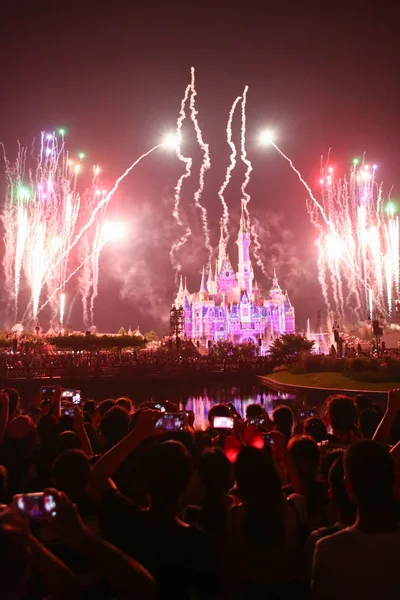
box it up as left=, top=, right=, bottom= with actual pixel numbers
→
left=225, top=271, right=229, bottom=277
left=219, top=310, right=222, bottom=317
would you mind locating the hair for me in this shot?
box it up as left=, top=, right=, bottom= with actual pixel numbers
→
left=272, top=405, right=293, bottom=442
left=116, top=397, right=133, bottom=413
left=100, top=406, right=130, bottom=449
left=208, top=403, right=231, bottom=426
left=325, top=395, right=358, bottom=436
left=345, top=440, right=395, bottom=510
left=98, top=399, right=115, bottom=418
left=198, top=447, right=232, bottom=495
left=304, top=416, right=327, bottom=443
left=52, top=449, right=91, bottom=501
left=246, top=404, right=264, bottom=418
left=359, top=408, right=381, bottom=439
left=3, top=388, right=20, bottom=420
left=235, top=446, right=284, bottom=544
left=328, top=454, right=356, bottom=520
left=145, top=440, right=193, bottom=508
left=83, top=400, right=97, bottom=416
left=287, top=435, right=320, bottom=477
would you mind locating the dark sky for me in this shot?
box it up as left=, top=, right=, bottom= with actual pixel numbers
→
left=1, top=2, right=400, bottom=333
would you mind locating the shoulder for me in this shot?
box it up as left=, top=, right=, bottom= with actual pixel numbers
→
left=315, top=527, right=355, bottom=554
left=286, top=493, right=308, bottom=524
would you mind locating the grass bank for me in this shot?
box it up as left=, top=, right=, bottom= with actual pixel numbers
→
left=267, top=371, right=398, bottom=392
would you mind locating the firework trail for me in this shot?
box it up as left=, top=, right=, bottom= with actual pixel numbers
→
left=170, top=79, right=193, bottom=276
left=48, top=143, right=162, bottom=282
left=217, top=95, right=241, bottom=246
left=240, top=86, right=252, bottom=225
left=190, top=67, right=213, bottom=262
left=37, top=237, right=108, bottom=315
left=90, top=222, right=101, bottom=326
left=77, top=233, right=92, bottom=329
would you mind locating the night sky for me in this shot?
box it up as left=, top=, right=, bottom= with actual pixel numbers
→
left=1, top=2, right=400, bottom=334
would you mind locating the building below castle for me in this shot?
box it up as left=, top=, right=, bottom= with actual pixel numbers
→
left=170, top=204, right=295, bottom=348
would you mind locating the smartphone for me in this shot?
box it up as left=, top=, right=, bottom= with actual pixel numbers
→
left=61, top=405, right=75, bottom=417
left=299, top=408, right=318, bottom=420
left=155, top=412, right=188, bottom=431
left=213, top=416, right=234, bottom=429
left=14, top=493, right=57, bottom=518
left=41, top=386, right=56, bottom=398
left=72, top=390, right=81, bottom=405
left=248, top=416, right=267, bottom=428
left=262, top=432, right=274, bottom=446
left=61, top=388, right=74, bottom=398
left=154, top=403, right=166, bottom=412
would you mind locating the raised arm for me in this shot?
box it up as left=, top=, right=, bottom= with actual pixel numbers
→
left=373, top=388, right=400, bottom=445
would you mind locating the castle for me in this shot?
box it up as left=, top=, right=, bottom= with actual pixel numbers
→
left=170, top=204, right=295, bottom=347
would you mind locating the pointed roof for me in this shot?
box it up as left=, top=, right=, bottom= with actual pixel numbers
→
left=199, top=266, right=208, bottom=294
left=239, top=199, right=249, bottom=234
left=207, top=264, right=213, bottom=283
left=253, top=279, right=259, bottom=290
left=178, top=275, right=184, bottom=295
left=184, top=277, right=189, bottom=297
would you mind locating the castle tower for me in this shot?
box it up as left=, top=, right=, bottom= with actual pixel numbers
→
left=217, top=218, right=227, bottom=274
left=174, top=275, right=184, bottom=308
left=236, top=201, right=254, bottom=296
left=207, top=264, right=214, bottom=294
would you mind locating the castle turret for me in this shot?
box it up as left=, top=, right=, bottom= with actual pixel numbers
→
left=207, top=264, right=214, bottom=294
left=217, top=218, right=227, bottom=274
left=236, top=200, right=253, bottom=296
left=199, top=266, right=209, bottom=301
left=174, top=275, right=184, bottom=308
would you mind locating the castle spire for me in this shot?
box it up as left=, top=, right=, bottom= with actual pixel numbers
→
left=217, top=218, right=227, bottom=273
left=174, top=274, right=184, bottom=308
left=199, top=266, right=208, bottom=294
left=272, top=268, right=278, bottom=287
left=184, top=277, right=189, bottom=297
left=239, top=200, right=249, bottom=233
left=207, top=264, right=213, bottom=283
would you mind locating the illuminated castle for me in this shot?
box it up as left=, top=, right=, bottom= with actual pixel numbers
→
left=171, top=203, right=295, bottom=346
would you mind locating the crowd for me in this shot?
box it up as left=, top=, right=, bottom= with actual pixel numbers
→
left=0, top=348, right=271, bottom=380
left=1, top=385, right=400, bottom=599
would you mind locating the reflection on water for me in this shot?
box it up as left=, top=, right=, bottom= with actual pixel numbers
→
left=183, top=389, right=297, bottom=431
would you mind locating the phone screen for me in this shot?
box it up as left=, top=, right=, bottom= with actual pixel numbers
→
left=41, top=387, right=56, bottom=397
left=249, top=416, right=266, bottom=428
left=213, top=416, right=234, bottom=429
left=299, top=409, right=318, bottom=420
left=262, top=433, right=274, bottom=446
left=62, top=389, right=74, bottom=398
left=14, top=493, right=57, bottom=518
left=155, top=412, right=187, bottom=431
left=61, top=405, right=75, bottom=417
left=72, top=390, right=81, bottom=405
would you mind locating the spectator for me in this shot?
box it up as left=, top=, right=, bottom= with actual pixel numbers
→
left=97, top=399, right=115, bottom=418
left=3, top=387, right=21, bottom=422
left=312, top=440, right=400, bottom=599
left=359, top=408, right=381, bottom=439
left=354, top=393, right=372, bottom=412
left=304, top=416, right=327, bottom=443
left=185, top=447, right=234, bottom=537
left=100, top=406, right=130, bottom=450
left=245, top=403, right=264, bottom=419
left=93, top=411, right=219, bottom=599
left=273, top=405, right=294, bottom=442
left=286, top=435, right=329, bottom=528
left=322, top=394, right=358, bottom=449
left=226, top=445, right=307, bottom=598
left=303, top=453, right=356, bottom=578
left=52, top=449, right=95, bottom=516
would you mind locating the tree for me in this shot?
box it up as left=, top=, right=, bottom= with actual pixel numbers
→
left=268, top=333, right=314, bottom=365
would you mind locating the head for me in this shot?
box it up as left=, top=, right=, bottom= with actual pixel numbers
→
left=52, top=449, right=91, bottom=501
left=8, top=416, right=38, bottom=460
left=272, top=405, right=293, bottom=442
left=98, top=399, right=115, bottom=418
left=354, top=394, right=372, bottom=412
left=208, top=403, right=231, bottom=428
left=328, top=454, right=356, bottom=523
left=116, top=397, right=133, bottom=414
left=325, top=394, right=358, bottom=439
left=199, top=447, right=233, bottom=497
left=321, top=449, right=345, bottom=481
left=345, top=440, right=395, bottom=511
left=359, top=408, right=381, bottom=439
left=235, top=446, right=282, bottom=505
left=304, top=416, right=327, bottom=443
left=83, top=400, right=97, bottom=416
left=145, top=440, right=193, bottom=510
left=287, top=435, right=320, bottom=479
left=53, top=431, right=81, bottom=459
left=3, top=388, right=20, bottom=421
left=246, top=404, right=263, bottom=419
left=100, top=406, right=130, bottom=449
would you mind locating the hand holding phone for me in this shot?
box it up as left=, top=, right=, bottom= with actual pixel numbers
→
left=155, top=412, right=188, bottom=432
left=13, top=493, right=57, bottom=519
left=299, top=408, right=318, bottom=420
